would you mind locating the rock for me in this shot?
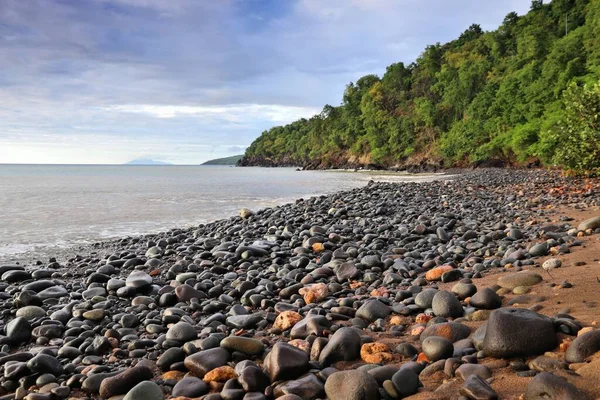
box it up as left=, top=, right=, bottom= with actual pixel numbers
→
left=425, top=265, right=454, bottom=281
left=274, top=311, right=302, bottom=331
left=290, top=315, right=331, bottom=339
left=529, top=243, right=549, bottom=257
left=123, top=381, right=163, bottom=400
left=334, top=262, right=359, bottom=281
left=565, top=330, right=600, bottom=363
left=240, top=208, right=255, bottom=218
left=166, top=321, right=197, bottom=343
left=82, top=309, right=105, bottom=321
left=237, top=364, right=270, bottom=392
left=319, top=327, right=361, bottom=366
left=367, top=365, right=399, bottom=384
left=324, top=370, right=379, bottom=400
left=184, top=348, right=230, bottom=378
left=172, top=376, right=209, bottom=397
left=459, top=375, right=498, bottom=400
left=37, top=286, right=68, bottom=300
left=6, top=317, right=32, bottom=343
left=415, top=288, right=438, bottom=309
left=157, top=348, right=185, bottom=371
left=452, top=283, right=477, bottom=300
left=356, top=300, right=391, bottom=322
left=390, top=368, right=420, bottom=398
left=263, top=342, right=309, bottom=382
left=456, top=364, right=492, bottom=381
left=469, top=288, right=502, bottom=309
left=482, top=308, right=557, bottom=358
left=27, top=354, right=63, bottom=376
left=203, top=365, right=236, bottom=382
left=432, top=290, right=463, bottom=318
left=125, top=271, right=152, bottom=289
left=578, top=216, right=600, bottom=231
left=524, top=372, right=589, bottom=400
left=220, top=336, right=264, bottom=356
left=273, top=373, right=325, bottom=399
left=360, top=342, right=393, bottom=364
left=497, top=273, right=542, bottom=290
left=226, top=314, right=263, bottom=329
left=298, top=283, right=329, bottom=304
left=529, top=356, right=568, bottom=372
left=175, top=284, right=205, bottom=301
left=15, top=306, right=46, bottom=320
left=99, top=365, right=153, bottom=398
left=422, top=336, right=454, bottom=362
left=421, top=322, right=471, bottom=343
left=543, top=258, right=562, bottom=271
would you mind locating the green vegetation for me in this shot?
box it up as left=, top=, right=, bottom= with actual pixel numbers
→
left=243, top=0, right=600, bottom=172
left=202, top=155, right=244, bottom=165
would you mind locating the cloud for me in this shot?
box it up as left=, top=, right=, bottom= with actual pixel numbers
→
left=106, top=104, right=320, bottom=122
left=0, top=0, right=532, bottom=164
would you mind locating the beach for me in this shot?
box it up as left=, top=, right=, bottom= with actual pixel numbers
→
left=1, top=168, right=600, bottom=400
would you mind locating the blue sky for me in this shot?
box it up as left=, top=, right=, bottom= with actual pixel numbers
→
left=0, top=0, right=531, bottom=164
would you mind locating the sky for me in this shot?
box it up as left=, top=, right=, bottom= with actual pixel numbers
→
left=0, top=0, right=532, bottom=165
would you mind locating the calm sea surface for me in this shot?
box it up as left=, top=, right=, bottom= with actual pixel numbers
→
left=0, top=165, right=442, bottom=260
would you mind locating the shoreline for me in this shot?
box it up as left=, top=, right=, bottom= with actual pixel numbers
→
left=2, top=169, right=600, bottom=399
left=0, top=169, right=452, bottom=266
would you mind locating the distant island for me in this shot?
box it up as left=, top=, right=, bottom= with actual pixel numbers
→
left=125, top=158, right=172, bottom=165
left=202, top=155, right=243, bottom=165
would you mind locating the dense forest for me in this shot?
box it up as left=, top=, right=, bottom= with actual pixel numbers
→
left=202, top=155, right=244, bottom=165
left=240, top=0, right=600, bottom=172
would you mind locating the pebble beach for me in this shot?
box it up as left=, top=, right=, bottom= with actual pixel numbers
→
left=2, top=168, right=600, bottom=400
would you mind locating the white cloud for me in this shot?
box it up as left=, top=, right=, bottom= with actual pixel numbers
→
left=106, top=103, right=320, bottom=123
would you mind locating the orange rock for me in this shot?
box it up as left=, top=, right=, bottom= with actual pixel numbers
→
left=390, top=316, right=405, bottom=326
left=360, top=342, right=393, bottom=364
left=410, top=326, right=426, bottom=336
left=417, top=352, right=429, bottom=363
left=578, top=327, right=594, bottom=337
left=425, top=265, right=454, bottom=281
left=203, top=366, right=236, bottom=383
left=312, top=242, right=325, bottom=252
left=273, top=311, right=302, bottom=331
left=288, top=339, right=311, bottom=354
left=149, top=269, right=161, bottom=277
left=163, top=371, right=186, bottom=381
left=560, top=339, right=572, bottom=352
left=81, top=365, right=97, bottom=375
left=299, top=283, right=329, bottom=304
left=370, top=287, right=388, bottom=297
left=415, top=313, right=433, bottom=324
left=349, top=281, right=364, bottom=289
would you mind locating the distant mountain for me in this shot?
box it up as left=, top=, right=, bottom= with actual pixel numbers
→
left=202, top=155, right=243, bottom=165
left=125, top=158, right=172, bottom=165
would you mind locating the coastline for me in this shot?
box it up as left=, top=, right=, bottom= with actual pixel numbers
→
left=0, top=168, right=451, bottom=266
left=2, top=168, right=600, bottom=399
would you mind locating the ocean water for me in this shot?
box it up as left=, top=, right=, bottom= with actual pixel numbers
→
left=0, top=165, right=443, bottom=260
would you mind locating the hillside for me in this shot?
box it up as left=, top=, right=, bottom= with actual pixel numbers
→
left=202, top=155, right=244, bottom=165
left=241, top=0, right=600, bottom=172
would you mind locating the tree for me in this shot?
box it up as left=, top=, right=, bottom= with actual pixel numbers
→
left=548, top=82, right=600, bottom=171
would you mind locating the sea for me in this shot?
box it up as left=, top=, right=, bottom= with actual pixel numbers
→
left=0, top=165, right=444, bottom=261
